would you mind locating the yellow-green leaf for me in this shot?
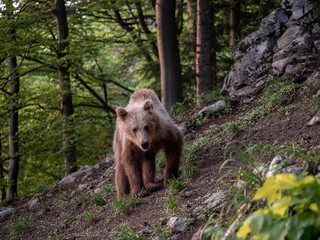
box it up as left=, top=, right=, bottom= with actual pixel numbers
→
left=272, top=197, right=291, bottom=216
left=310, top=203, right=319, bottom=212
left=237, top=219, right=251, bottom=238
left=275, top=174, right=298, bottom=190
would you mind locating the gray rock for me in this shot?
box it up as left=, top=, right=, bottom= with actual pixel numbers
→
left=28, top=198, right=39, bottom=209
left=307, top=116, right=320, bottom=126
left=177, top=122, right=188, bottom=134
left=0, top=207, right=15, bottom=221
left=79, top=165, right=93, bottom=172
left=222, top=0, right=319, bottom=96
left=138, top=228, right=153, bottom=235
left=59, top=175, right=76, bottom=185
left=272, top=57, right=297, bottom=75
left=94, top=188, right=103, bottom=194
left=266, top=155, right=294, bottom=178
left=78, top=183, right=90, bottom=190
left=168, top=217, right=191, bottom=232
left=197, top=100, right=227, bottom=115
left=193, top=192, right=226, bottom=215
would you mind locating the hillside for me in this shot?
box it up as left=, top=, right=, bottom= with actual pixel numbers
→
left=1, top=73, right=320, bottom=239
left=1, top=0, right=320, bottom=239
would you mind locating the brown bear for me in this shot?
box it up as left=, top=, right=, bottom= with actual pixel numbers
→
left=113, top=89, right=183, bottom=198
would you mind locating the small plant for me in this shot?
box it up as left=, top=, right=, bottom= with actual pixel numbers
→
left=71, top=190, right=86, bottom=208
left=237, top=173, right=320, bottom=240
left=155, top=150, right=165, bottom=169
left=103, top=184, right=116, bottom=196
left=199, top=89, right=226, bottom=105
left=56, top=192, right=69, bottom=208
left=34, top=182, right=47, bottom=194
left=149, top=222, right=173, bottom=239
left=110, top=223, right=142, bottom=240
left=83, top=210, right=94, bottom=221
left=62, top=213, right=73, bottom=224
left=164, top=196, right=179, bottom=216
left=167, top=178, right=185, bottom=194
left=226, top=121, right=240, bottom=134
left=182, top=165, right=199, bottom=180
left=91, top=193, right=107, bottom=206
left=112, top=195, right=137, bottom=214
left=10, top=216, right=32, bottom=237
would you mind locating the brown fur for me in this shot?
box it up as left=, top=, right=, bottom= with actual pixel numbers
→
left=113, top=89, right=184, bottom=198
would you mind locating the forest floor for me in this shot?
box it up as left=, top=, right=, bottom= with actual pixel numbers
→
left=1, top=74, right=320, bottom=240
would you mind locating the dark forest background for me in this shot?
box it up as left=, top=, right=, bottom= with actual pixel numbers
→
left=0, top=0, right=281, bottom=200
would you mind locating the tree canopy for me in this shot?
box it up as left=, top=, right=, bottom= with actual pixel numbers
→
left=0, top=0, right=281, bottom=199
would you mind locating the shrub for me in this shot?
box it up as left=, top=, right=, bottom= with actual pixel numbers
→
left=237, top=173, right=320, bottom=240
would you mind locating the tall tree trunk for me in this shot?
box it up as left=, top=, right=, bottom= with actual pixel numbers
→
left=6, top=0, right=20, bottom=200
left=0, top=133, right=6, bottom=200
left=211, top=5, right=218, bottom=88
left=54, top=0, right=76, bottom=177
left=230, top=0, right=241, bottom=47
left=196, top=0, right=212, bottom=104
left=156, top=0, right=183, bottom=109
left=187, top=0, right=197, bottom=79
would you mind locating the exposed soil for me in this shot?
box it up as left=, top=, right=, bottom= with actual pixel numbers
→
left=1, top=78, right=320, bottom=240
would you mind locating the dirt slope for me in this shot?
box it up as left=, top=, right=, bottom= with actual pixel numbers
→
left=1, top=77, right=320, bottom=240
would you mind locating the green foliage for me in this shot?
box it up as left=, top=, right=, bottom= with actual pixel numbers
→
left=167, top=178, right=185, bottom=194
left=10, top=216, right=32, bottom=237
left=226, top=121, right=240, bottom=134
left=237, top=173, right=320, bottom=240
left=83, top=210, right=94, bottom=221
left=182, top=165, right=199, bottom=180
left=164, top=196, right=180, bottom=216
left=91, top=194, right=107, bottom=207
left=183, top=136, right=212, bottom=162
left=156, top=150, right=165, bottom=170
left=112, top=195, right=137, bottom=214
left=70, top=190, right=87, bottom=209
left=103, top=184, right=116, bottom=196
left=110, top=223, right=141, bottom=240
left=239, top=80, right=296, bottom=126
left=199, top=89, right=227, bottom=105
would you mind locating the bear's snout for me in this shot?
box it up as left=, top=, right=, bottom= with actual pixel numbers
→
left=141, top=140, right=149, bottom=150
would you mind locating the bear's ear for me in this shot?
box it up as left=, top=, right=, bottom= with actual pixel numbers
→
left=116, top=107, right=128, bottom=120
left=143, top=100, right=153, bottom=113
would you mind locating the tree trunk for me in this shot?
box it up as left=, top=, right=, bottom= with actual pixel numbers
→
left=196, top=0, right=212, bottom=103
left=211, top=5, right=218, bottom=88
left=156, top=0, right=183, bottom=109
left=54, top=0, right=76, bottom=177
left=187, top=0, right=197, bottom=79
left=6, top=0, right=20, bottom=200
left=0, top=133, right=6, bottom=200
left=230, top=0, right=241, bottom=47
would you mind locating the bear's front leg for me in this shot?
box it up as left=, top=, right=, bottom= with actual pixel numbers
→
left=122, top=149, right=144, bottom=196
left=142, top=154, right=163, bottom=191
left=164, top=141, right=183, bottom=185
left=115, top=162, right=130, bottom=198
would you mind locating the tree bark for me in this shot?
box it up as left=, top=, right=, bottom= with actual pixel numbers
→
left=187, top=0, right=197, bottom=79
left=156, top=0, right=183, bottom=109
left=54, top=0, right=76, bottom=177
left=6, top=0, right=20, bottom=200
left=0, top=133, right=6, bottom=200
left=230, top=0, right=241, bottom=47
left=196, top=0, right=212, bottom=103
left=211, top=4, right=218, bottom=88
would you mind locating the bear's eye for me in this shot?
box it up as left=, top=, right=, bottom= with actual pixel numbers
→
left=144, top=126, right=149, bottom=131
left=133, top=128, right=138, bottom=133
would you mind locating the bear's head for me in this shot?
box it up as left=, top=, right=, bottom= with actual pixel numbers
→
left=116, top=100, right=159, bottom=152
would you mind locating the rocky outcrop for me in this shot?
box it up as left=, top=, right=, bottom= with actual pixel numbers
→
left=222, top=0, right=320, bottom=96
